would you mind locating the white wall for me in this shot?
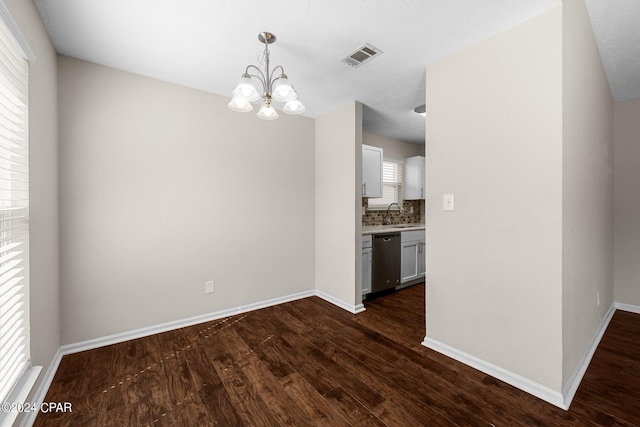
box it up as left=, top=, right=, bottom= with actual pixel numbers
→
left=362, top=131, right=424, bottom=161
left=561, top=0, right=614, bottom=387
left=5, top=0, right=60, bottom=391
left=614, top=98, right=640, bottom=307
left=425, top=6, right=564, bottom=391
left=315, top=101, right=363, bottom=310
left=58, top=56, right=316, bottom=344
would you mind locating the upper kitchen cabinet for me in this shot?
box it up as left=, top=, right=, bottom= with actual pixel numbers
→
left=404, top=156, right=425, bottom=200
left=362, top=144, right=383, bottom=198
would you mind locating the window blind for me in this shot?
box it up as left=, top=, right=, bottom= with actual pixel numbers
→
left=0, top=8, right=30, bottom=406
left=368, top=160, right=403, bottom=210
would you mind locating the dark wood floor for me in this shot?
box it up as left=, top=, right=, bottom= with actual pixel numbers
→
left=34, top=284, right=640, bottom=426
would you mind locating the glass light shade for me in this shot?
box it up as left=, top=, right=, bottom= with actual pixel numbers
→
left=257, top=103, right=279, bottom=120
left=271, top=75, right=296, bottom=102
left=228, top=97, right=253, bottom=112
left=232, top=74, right=260, bottom=101
left=283, top=98, right=305, bottom=114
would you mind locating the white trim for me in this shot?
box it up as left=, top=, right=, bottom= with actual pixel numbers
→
left=0, top=0, right=36, bottom=63
left=615, top=302, right=640, bottom=314
left=422, top=336, right=566, bottom=409
left=19, top=350, right=62, bottom=427
left=315, top=290, right=366, bottom=314
left=423, top=304, right=619, bottom=411
left=0, top=366, right=42, bottom=427
left=60, top=289, right=317, bottom=355
left=561, top=304, right=616, bottom=409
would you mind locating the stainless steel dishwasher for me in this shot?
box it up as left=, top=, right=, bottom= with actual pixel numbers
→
left=372, top=232, right=401, bottom=293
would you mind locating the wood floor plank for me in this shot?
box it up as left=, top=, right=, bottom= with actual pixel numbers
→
left=76, top=344, right=115, bottom=396
left=236, top=315, right=352, bottom=426
left=162, top=352, right=198, bottom=405
left=252, top=310, right=387, bottom=426
left=204, top=328, right=281, bottom=427
left=69, top=390, right=105, bottom=426
left=35, top=284, right=640, bottom=426
left=275, top=371, right=352, bottom=427
left=260, top=306, right=388, bottom=411
left=135, top=367, right=175, bottom=427
left=53, top=349, right=91, bottom=381
left=110, top=339, right=137, bottom=378
left=311, top=336, right=437, bottom=425
left=171, top=394, right=211, bottom=427
left=185, top=346, right=243, bottom=426
left=211, top=318, right=314, bottom=426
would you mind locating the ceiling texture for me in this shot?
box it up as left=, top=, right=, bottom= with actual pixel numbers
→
left=34, top=0, right=640, bottom=145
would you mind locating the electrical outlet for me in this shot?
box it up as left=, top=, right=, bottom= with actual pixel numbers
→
left=206, top=281, right=215, bottom=294
left=597, top=291, right=600, bottom=307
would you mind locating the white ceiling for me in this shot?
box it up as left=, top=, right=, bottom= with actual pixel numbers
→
left=585, top=0, right=640, bottom=102
left=34, top=0, right=640, bottom=144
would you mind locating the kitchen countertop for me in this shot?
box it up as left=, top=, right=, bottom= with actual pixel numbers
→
left=362, top=224, right=425, bottom=235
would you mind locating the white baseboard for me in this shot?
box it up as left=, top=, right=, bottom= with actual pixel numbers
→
left=422, top=337, right=567, bottom=409
left=561, top=304, right=616, bottom=408
left=423, top=303, right=618, bottom=411
left=615, top=302, right=640, bottom=314
left=315, top=290, right=366, bottom=314
left=60, top=289, right=316, bottom=355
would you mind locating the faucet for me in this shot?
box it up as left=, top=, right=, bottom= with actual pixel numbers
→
left=385, top=203, right=402, bottom=225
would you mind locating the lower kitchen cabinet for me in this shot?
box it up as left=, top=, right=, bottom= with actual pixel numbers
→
left=362, top=235, right=372, bottom=295
left=400, top=230, right=425, bottom=283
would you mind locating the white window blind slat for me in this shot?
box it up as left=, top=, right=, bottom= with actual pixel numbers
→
left=0, top=300, right=22, bottom=335
left=0, top=324, right=24, bottom=361
left=0, top=4, right=30, bottom=407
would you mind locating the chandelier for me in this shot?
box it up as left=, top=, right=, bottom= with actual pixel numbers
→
left=228, top=32, right=305, bottom=120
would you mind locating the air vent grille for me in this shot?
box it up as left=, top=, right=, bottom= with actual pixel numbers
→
left=341, top=43, right=383, bottom=68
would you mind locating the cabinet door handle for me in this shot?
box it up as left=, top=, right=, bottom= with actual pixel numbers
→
left=363, top=182, right=367, bottom=195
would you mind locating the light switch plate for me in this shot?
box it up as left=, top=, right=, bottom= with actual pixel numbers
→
left=443, top=194, right=455, bottom=211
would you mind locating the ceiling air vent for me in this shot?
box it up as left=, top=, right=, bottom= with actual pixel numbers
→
left=341, top=43, right=383, bottom=68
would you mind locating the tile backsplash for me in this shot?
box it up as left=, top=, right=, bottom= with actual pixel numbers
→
left=362, top=199, right=422, bottom=226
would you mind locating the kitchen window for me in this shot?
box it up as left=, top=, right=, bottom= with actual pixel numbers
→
left=368, top=159, right=403, bottom=210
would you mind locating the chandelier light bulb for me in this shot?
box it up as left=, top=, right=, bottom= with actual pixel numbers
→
left=228, top=97, right=253, bottom=112
left=257, top=102, right=279, bottom=120
left=283, top=98, right=305, bottom=114
left=232, top=73, right=260, bottom=101
left=271, top=75, right=296, bottom=102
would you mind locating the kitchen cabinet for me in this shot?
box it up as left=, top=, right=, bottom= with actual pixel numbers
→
left=404, top=156, right=425, bottom=200
left=362, top=235, right=372, bottom=295
left=362, top=144, right=383, bottom=198
left=400, top=229, right=426, bottom=283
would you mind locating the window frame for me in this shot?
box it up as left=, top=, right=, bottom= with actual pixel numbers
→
left=367, top=158, right=404, bottom=211
left=0, top=2, right=39, bottom=426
